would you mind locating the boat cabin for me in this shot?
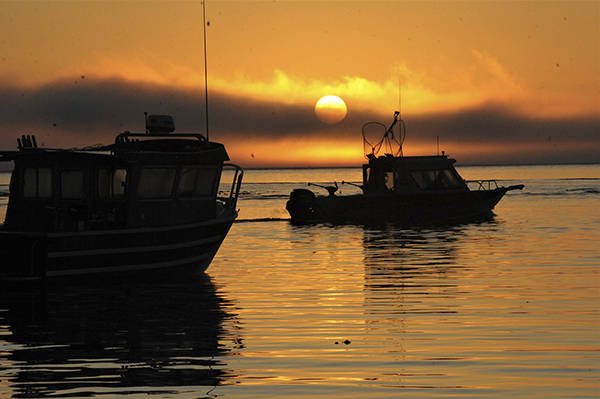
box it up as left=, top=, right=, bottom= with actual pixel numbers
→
left=362, top=154, right=468, bottom=195
left=2, top=129, right=232, bottom=233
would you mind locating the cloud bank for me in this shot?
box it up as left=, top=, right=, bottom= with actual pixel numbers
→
left=0, top=77, right=598, bottom=165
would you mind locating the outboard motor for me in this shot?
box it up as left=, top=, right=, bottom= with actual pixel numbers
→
left=286, top=189, right=320, bottom=224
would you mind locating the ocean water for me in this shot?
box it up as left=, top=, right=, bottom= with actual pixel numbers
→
left=1, top=164, right=599, bottom=398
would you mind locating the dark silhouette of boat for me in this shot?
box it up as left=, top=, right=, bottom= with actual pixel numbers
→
left=286, top=111, right=523, bottom=225
left=0, top=114, right=243, bottom=280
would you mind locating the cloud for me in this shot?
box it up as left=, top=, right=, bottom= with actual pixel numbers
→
left=0, top=77, right=598, bottom=165
left=409, top=103, right=599, bottom=144
left=0, top=76, right=326, bottom=137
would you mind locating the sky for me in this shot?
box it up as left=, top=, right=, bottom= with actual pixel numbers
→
left=0, top=0, right=598, bottom=167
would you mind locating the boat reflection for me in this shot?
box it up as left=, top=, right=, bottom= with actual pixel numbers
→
left=360, top=223, right=482, bottom=362
left=362, top=221, right=499, bottom=314
left=0, top=274, right=240, bottom=398
left=364, top=224, right=465, bottom=280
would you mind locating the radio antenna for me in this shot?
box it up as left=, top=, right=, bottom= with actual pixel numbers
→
left=398, top=78, right=402, bottom=120
left=202, top=0, right=209, bottom=141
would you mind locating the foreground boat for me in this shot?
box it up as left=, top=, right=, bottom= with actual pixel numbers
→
left=286, top=111, right=523, bottom=225
left=0, top=114, right=243, bottom=281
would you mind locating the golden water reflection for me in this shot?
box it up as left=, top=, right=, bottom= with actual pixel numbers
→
left=210, top=211, right=599, bottom=397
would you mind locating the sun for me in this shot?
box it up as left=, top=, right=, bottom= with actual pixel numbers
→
left=314, top=95, right=347, bottom=124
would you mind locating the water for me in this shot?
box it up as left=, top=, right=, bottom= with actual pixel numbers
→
left=1, top=164, right=599, bottom=398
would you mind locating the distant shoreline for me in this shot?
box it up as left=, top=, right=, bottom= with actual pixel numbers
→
left=0, top=162, right=599, bottom=173
left=236, top=162, right=600, bottom=171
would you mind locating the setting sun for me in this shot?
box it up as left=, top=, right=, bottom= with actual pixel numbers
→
left=314, top=95, right=347, bottom=124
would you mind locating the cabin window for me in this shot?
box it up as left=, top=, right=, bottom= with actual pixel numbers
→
left=395, top=170, right=410, bottom=187
left=385, top=172, right=395, bottom=190
left=23, top=168, right=37, bottom=197
left=177, top=167, right=218, bottom=198
left=98, top=168, right=127, bottom=199
left=23, top=168, right=52, bottom=198
left=138, top=168, right=176, bottom=198
left=61, top=170, right=84, bottom=199
left=411, top=170, right=436, bottom=190
left=411, top=169, right=463, bottom=190
left=438, top=169, right=463, bottom=188
left=113, top=169, right=127, bottom=197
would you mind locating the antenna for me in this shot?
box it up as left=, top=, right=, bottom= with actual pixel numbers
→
left=202, top=0, right=209, bottom=141
left=398, top=78, right=402, bottom=120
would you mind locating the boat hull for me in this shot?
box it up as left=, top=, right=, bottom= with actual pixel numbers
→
left=0, top=212, right=236, bottom=281
left=286, top=188, right=511, bottom=225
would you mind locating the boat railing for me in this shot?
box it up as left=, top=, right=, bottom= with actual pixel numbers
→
left=115, top=131, right=207, bottom=144
left=466, top=179, right=499, bottom=191
left=219, top=163, right=244, bottom=211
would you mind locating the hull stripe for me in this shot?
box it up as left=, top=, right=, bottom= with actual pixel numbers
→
left=46, top=252, right=214, bottom=277
left=48, top=234, right=225, bottom=258
left=46, top=212, right=237, bottom=238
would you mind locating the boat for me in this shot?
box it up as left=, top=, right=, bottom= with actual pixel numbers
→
left=0, top=114, right=243, bottom=280
left=286, top=111, right=523, bottom=225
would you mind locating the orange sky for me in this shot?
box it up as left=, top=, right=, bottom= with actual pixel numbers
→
left=0, top=1, right=598, bottom=166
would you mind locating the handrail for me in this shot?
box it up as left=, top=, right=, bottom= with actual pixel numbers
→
left=466, top=179, right=499, bottom=191
left=115, top=132, right=207, bottom=145
left=221, top=163, right=244, bottom=211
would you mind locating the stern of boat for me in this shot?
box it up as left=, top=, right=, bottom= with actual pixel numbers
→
left=286, top=188, right=322, bottom=224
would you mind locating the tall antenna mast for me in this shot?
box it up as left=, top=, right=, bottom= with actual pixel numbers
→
left=398, top=78, right=402, bottom=120
left=202, top=0, right=209, bottom=141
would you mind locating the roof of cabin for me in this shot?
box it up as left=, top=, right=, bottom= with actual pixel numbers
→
left=0, top=137, right=229, bottom=165
left=364, top=155, right=457, bottom=170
